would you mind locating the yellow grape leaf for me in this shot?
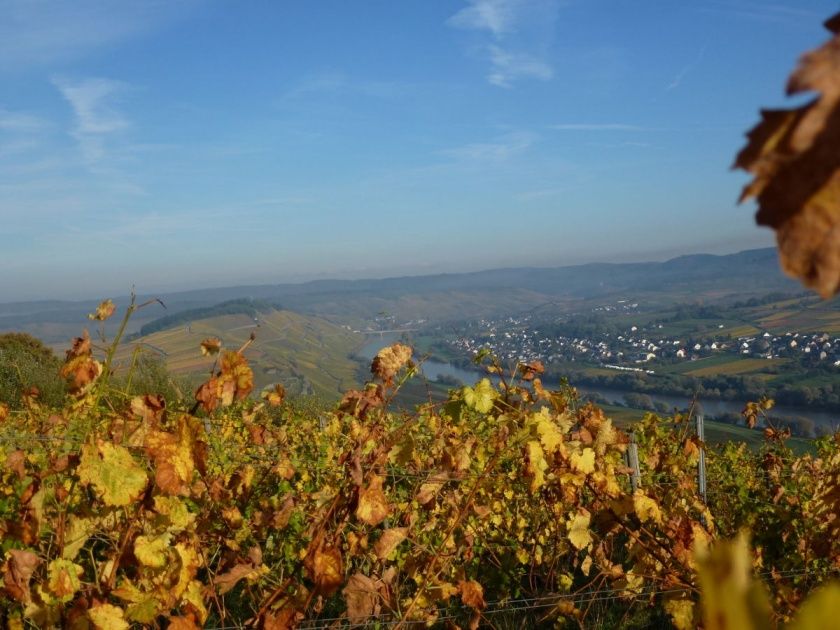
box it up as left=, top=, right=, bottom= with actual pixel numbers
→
left=77, top=441, right=147, bottom=507
left=88, top=603, right=129, bottom=630
left=526, top=441, right=547, bottom=492
left=664, top=598, right=695, bottom=630
left=633, top=491, right=663, bottom=525
left=375, top=528, right=408, bottom=560
left=134, top=533, right=171, bottom=568
left=735, top=14, right=840, bottom=297
left=88, top=299, right=116, bottom=321
left=697, top=532, right=770, bottom=630
left=174, top=543, right=202, bottom=599
left=567, top=511, right=592, bottom=550
left=153, top=496, right=195, bottom=532
left=534, top=409, right=564, bottom=455
left=356, top=475, right=390, bottom=526
left=62, top=516, right=96, bottom=560
left=463, top=378, right=497, bottom=413
left=789, top=582, right=840, bottom=630
left=46, top=559, right=83, bottom=603
left=125, top=598, right=159, bottom=624
left=181, top=580, right=209, bottom=624
left=570, top=448, right=595, bottom=474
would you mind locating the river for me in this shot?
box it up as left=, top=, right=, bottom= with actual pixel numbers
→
left=358, top=334, right=840, bottom=430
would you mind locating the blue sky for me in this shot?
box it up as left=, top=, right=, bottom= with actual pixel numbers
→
left=1, top=0, right=837, bottom=300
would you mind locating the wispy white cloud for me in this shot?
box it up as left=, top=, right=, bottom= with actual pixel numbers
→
left=442, top=131, right=537, bottom=162
left=550, top=123, right=648, bottom=131
left=280, top=73, right=410, bottom=102
left=447, top=0, right=523, bottom=36
left=0, top=108, right=46, bottom=133
left=447, top=0, right=559, bottom=88
left=53, top=77, right=131, bottom=162
left=0, top=0, right=198, bottom=71
left=487, top=46, right=552, bottom=87
left=665, top=45, right=706, bottom=92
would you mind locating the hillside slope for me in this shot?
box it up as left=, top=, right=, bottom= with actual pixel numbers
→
left=112, top=309, right=363, bottom=399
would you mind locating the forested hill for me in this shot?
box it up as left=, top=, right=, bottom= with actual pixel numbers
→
left=0, top=247, right=799, bottom=340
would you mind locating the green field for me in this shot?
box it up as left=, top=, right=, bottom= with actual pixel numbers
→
left=112, top=309, right=364, bottom=399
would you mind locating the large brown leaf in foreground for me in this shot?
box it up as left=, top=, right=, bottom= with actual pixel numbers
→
left=735, top=14, right=840, bottom=297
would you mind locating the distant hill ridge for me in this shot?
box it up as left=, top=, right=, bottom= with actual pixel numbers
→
left=0, top=247, right=799, bottom=341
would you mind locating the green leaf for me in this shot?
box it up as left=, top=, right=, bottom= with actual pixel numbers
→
left=463, top=378, right=497, bottom=413
left=77, top=441, right=147, bottom=507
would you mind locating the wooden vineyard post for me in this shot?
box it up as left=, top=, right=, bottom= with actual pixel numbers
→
left=697, top=413, right=707, bottom=503
left=627, top=432, right=641, bottom=492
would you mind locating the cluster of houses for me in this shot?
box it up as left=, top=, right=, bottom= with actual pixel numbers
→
left=443, top=314, right=840, bottom=372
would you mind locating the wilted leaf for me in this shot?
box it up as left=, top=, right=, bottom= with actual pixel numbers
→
left=88, top=603, right=129, bottom=630
left=168, top=615, right=201, bottom=630
left=77, top=441, right=148, bottom=506
left=375, top=528, right=408, bottom=560
left=2, top=549, right=40, bottom=603
left=343, top=573, right=380, bottom=623
left=735, top=14, right=840, bottom=296
left=310, top=545, right=343, bottom=595
left=46, top=558, right=83, bottom=603
left=356, top=474, right=390, bottom=526
left=371, top=343, right=412, bottom=384
left=145, top=415, right=204, bottom=495
left=458, top=580, right=486, bottom=611
left=88, top=299, right=116, bottom=321
left=463, top=378, right=497, bottom=413
left=200, top=337, right=221, bottom=357
left=214, top=562, right=262, bottom=595
left=263, top=383, right=286, bottom=406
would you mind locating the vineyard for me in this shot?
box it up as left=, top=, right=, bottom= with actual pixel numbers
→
left=2, top=8, right=840, bottom=630
left=0, top=295, right=838, bottom=629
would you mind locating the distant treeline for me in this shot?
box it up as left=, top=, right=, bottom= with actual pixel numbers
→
left=556, top=368, right=840, bottom=414
left=136, top=299, right=279, bottom=337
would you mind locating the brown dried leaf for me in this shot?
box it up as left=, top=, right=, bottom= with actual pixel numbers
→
left=88, top=299, right=116, bottom=321
left=214, top=562, right=260, bottom=595
left=356, top=475, right=390, bottom=526
left=2, top=549, right=40, bottom=603
left=371, top=343, right=412, bottom=384
left=736, top=14, right=840, bottom=296
left=458, top=580, right=486, bottom=611
left=343, top=573, right=380, bottom=623
left=309, top=545, right=343, bottom=595
left=200, top=337, right=221, bottom=357
left=375, top=528, right=408, bottom=560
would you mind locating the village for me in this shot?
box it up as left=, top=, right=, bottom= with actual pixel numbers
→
left=441, top=311, right=840, bottom=374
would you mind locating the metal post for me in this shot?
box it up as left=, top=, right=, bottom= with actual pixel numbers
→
left=627, top=433, right=641, bottom=492
left=697, top=413, right=706, bottom=503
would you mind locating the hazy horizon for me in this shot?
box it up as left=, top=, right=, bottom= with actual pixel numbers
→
left=1, top=242, right=781, bottom=304
left=2, top=0, right=834, bottom=301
